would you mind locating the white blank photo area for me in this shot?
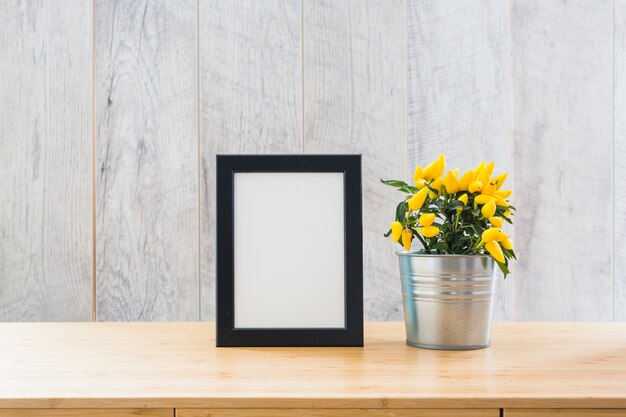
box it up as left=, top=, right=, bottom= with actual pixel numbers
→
left=233, top=172, right=346, bottom=328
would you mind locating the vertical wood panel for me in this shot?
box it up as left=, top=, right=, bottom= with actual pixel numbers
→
left=304, top=0, right=406, bottom=320
left=616, top=0, right=626, bottom=321
left=407, top=1, right=512, bottom=320
left=0, top=0, right=93, bottom=321
left=199, top=0, right=302, bottom=320
left=511, top=0, right=613, bottom=320
left=96, top=0, right=198, bottom=321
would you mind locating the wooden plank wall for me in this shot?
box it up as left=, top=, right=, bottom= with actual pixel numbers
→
left=511, top=0, right=614, bottom=320
left=0, top=0, right=93, bottom=321
left=1, top=0, right=624, bottom=321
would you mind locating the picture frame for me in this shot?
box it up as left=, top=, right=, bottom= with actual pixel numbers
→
left=216, top=154, right=363, bottom=347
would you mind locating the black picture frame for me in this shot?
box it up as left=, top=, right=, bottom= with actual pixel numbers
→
left=216, top=154, right=363, bottom=347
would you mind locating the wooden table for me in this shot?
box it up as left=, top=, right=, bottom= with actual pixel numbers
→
left=1, top=322, right=625, bottom=416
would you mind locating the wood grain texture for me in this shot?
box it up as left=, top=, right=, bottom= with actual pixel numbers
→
left=0, top=0, right=93, bottom=321
left=1, top=322, right=626, bottom=408
left=304, top=0, right=406, bottom=321
left=0, top=410, right=172, bottom=417
left=615, top=0, right=626, bottom=321
left=199, top=0, right=302, bottom=320
left=407, top=0, right=512, bottom=320
left=178, top=410, right=498, bottom=417
left=506, top=411, right=626, bottom=417
left=95, top=0, right=198, bottom=320
left=511, top=0, right=613, bottom=320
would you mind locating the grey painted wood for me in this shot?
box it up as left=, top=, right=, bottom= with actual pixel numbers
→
left=96, top=0, right=198, bottom=321
left=616, top=0, right=626, bottom=321
left=407, top=0, right=513, bottom=320
left=511, top=0, right=613, bottom=320
left=0, top=0, right=93, bottom=321
left=199, top=0, right=303, bottom=320
left=304, top=0, right=406, bottom=321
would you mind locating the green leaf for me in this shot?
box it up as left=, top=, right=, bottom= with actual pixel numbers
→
left=431, top=242, right=449, bottom=251
left=446, top=200, right=464, bottom=210
left=384, top=229, right=392, bottom=237
left=395, top=201, right=408, bottom=222
left=381, top=179, right=410, bottom=188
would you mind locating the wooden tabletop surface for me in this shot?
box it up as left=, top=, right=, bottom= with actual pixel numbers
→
left=1, top=322, right=625, bottom=409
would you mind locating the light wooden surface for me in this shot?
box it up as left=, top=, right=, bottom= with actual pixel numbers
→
left=178, top=410, right=498, bottom=417
left=616, top=0, right=626, bottom=321
left=95, top=0, right=199, bottom=320
left=506, top=411, right=626, bottom=417
left=304, top=0, right=406, bottom=321
left=0, top=410, right=172, bottom=417
left=511, top=0, right=614, bottom=320
left=0, top=0, right=93, bottom=321
left=1, top=322, right=625, bottom=409
left=406, top=0, right=512, bottom=320
left=198, top=0, right=303, bottom=321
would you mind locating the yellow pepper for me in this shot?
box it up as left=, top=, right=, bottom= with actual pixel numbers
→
left=496, top=189, right=512, bottom=198
left=485, top=240, right=505, bottom=263
left=391, top=221, right=403, bottom=243
left=492, top=172, right=507, bottom=190
left=489, top=216, right=503, bottom=228
left=481, top=227, right=500, bottom=242
left=420, top=225, right=440, bottom=238
left=415, top=178, right=427, bottom=189
left=468, top=180, right=483, bottom=193
left=495, top=231, right=508, bottom=242
left=501, top=237, right=513, bottom=250
left=473, top=161, right=485, bottom=178
left=481, top=200, right=496, bottom=218
left=475, top=194, right=496, bottom=205
left=401, top=229, right=412, bottom=252
left=495, top=197, right=510, bottom=207
left=481, top=182, right=496, bottom=196
left=458, top=193, right=468, bottom=206
left=504, top=209, right=512, bottom=217
left=432, top=153, right=446, bottom=178
left=429, top=177, right=442, bottom=199
left=418, top=213, right=436, bottom=227
left=413, top=165, right=424, bottom=185
left=457, top=170, right=474, bottom=191
left=408, top=187, right=428, bottom=211
left=442, top=171, right=459, bottom=194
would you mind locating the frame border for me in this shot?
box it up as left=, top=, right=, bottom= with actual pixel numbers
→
left=216, top=154, right=363, bottom=347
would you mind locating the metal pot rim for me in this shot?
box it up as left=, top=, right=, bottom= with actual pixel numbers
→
left=395, top=252, right=492, bottom=259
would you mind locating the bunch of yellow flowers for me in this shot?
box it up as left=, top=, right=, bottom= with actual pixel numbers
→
left=382, top=153, right=516, bottom=276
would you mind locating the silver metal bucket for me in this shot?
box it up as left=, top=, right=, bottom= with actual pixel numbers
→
left=396, top=253, right=496, bottom=350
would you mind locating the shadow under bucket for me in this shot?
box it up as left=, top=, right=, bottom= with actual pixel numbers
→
left=396, top=253, right=496, bottom=350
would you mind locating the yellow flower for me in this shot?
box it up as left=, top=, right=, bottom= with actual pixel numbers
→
left=457, top=170, right=474, bottom=191
left=475, top=194, right=496, bottom=205
left=413, top=165, right=424, bottom=185
left=429, top=177, right=442, bottom=199
left=468, top=180, right=483, bottom=193
left=501, top=237, right=513, bottom=250
left=481, top=227, right=500, bottom=242
left=391, top=221, right=403, bottom=243
left=489, top=216, right=503, bottom=228
left=481, top=200, right=496, bottom=218
left=402, top=229, right=412, bottom=252
left=420, top=225, right=440, bottom=238
left=492, top=172, right=507, bottom=190
left=495, top=231, right=508, bottom=242
left=418, top=213, right=436, bottom=226
left=442, top=171, right=459, bottom=194
left=408, top=187, right=428, bottom=211
left=485, top=240, right=505, bottom=263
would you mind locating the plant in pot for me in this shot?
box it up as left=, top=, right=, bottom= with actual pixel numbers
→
left=382, top=153, right=515, bottom=350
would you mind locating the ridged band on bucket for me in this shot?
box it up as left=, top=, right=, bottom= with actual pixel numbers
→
left=396, top=254, right=496, bottom=350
